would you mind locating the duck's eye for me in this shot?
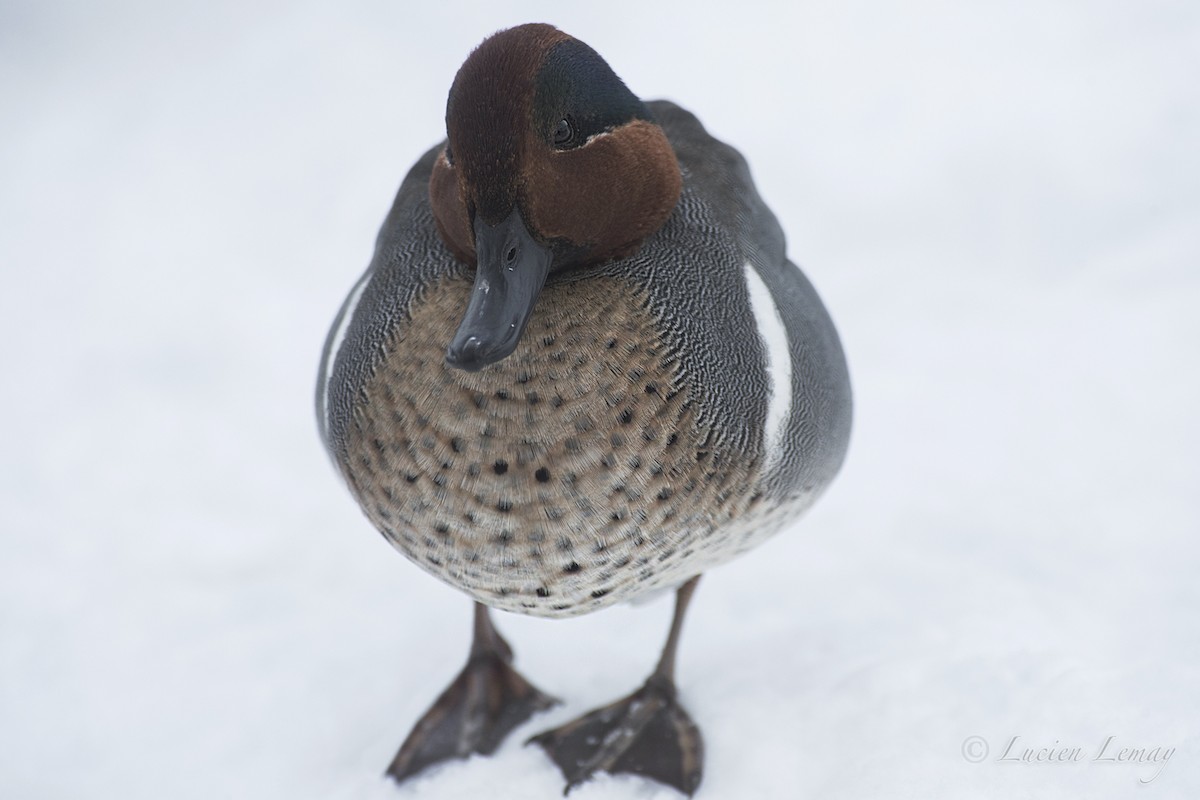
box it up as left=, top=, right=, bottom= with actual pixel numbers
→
left=553, top=118, right=573, bottom=147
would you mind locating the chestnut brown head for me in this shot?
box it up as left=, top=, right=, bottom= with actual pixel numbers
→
left=430, top=23, right=682, bottom=371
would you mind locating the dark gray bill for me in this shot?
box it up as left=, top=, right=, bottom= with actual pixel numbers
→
left=445, top=208, right=552, bottom=372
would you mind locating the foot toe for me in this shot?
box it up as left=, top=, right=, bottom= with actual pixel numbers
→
left=529, top=676, right=703, bottom=796
left=387, top=651, right=559, bottom=782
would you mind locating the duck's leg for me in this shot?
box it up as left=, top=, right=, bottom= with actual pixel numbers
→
left=529, top=576, right=704, bottom=796
left=386, top=602, right=559, bottom=783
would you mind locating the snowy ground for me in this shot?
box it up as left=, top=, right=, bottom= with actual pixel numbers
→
left=2, top=1, right=1198, bottom=798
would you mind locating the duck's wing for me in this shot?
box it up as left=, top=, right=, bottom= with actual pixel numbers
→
left=644, top=100, right=853, bottom=502
left=317, top=142, right=467, bottom=461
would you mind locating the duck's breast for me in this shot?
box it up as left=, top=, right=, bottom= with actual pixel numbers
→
left=337, top=263, right=767, bottom=616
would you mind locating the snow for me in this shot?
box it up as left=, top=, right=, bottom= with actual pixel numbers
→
left=2, top=1, right=1198, bottom=798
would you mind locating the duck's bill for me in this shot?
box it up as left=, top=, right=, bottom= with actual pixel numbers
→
left=445, top=208, right=552, bottom=372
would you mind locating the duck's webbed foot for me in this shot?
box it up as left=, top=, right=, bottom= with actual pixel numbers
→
left=528, top=673, right=703, bottom=796
left=386, top=604, right=559, bottom=783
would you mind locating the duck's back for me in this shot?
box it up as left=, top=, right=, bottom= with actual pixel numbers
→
left=318, top=100, right=851, bottom=618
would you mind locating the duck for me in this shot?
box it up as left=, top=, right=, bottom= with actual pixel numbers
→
left=317, top=22, right=852, bottom=796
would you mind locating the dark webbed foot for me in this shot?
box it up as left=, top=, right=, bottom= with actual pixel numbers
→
left=386, top=604, right=559, bottom=783
left=530, top=575, right=705, bottom=796
left=528, top=673, right=703, bottom=795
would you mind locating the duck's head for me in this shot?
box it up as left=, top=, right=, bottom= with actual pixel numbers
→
left=430, top=23, right=682, bottom=372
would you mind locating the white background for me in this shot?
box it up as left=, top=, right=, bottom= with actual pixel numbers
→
left=2, top=1, right=1197, bottom=798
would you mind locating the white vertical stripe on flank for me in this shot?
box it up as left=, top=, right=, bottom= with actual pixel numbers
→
left=319, top=270, right=372, bottom=428
left=743, top=262, right=792, bottom=472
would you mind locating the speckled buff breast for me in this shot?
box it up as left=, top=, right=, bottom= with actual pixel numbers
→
left=343, top=271, right=766, bottom=617
left=318, top=22, right=850, bottom=796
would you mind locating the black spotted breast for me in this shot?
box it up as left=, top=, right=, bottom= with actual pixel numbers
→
left=340, top=263, right=764, bottom=617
